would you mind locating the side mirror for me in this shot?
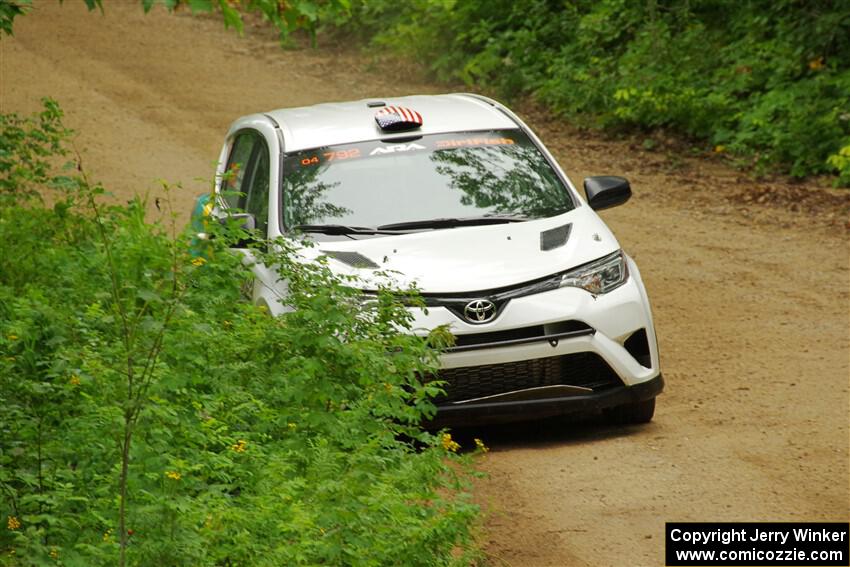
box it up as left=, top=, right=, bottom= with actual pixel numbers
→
left=218, top=213, right=257, bottom=248
left=583, top=176, right=632, bottom=211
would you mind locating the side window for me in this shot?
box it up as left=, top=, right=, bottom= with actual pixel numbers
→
left=222, top=131, right=257, bottom=209
left=244, top=139, right=271, bottom=237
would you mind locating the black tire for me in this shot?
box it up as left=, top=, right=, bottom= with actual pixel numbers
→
left=604, top=396, right=656, bottom=425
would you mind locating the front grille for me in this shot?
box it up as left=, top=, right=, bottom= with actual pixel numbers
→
left=434, top=352, right=621, bottom=403
left=452, top=325, right=545, bottom=348
left=451, top=320, right=591, bottom=349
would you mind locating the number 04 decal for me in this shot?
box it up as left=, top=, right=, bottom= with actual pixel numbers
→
left=299, top=148, right=361, bottom=167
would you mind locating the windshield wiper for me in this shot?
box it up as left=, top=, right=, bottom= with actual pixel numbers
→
left=292, top=224, right=403, bottom=235
left=377, top=215, right=529, bottom=231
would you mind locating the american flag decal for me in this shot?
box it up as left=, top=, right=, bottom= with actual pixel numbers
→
left=374, top=105, right=423, bottom=131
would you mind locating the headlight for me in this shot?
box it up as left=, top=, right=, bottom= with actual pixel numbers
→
left=559, top=250, right=628, bottom=295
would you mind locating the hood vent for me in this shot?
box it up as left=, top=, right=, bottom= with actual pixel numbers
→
left=323, top=251, right=379, bottom=269
left=540, top=223, right=571, bottom=251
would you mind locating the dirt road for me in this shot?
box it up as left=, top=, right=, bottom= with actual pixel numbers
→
left=3, top=4, right=848, bottom=566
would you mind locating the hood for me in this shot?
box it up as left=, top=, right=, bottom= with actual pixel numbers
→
left=300, top=206, right=620, bottom=293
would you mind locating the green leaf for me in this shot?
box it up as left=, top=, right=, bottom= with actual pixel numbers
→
left=187, top=0, right=213, bottom=13
left=220, top=1, right=243, bottom=33
left=295, top=0, right=318, bottom=22
left=136, top=288, right=162, bottom=303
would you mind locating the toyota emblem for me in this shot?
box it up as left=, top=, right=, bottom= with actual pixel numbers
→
left=463, top=299, right=497, bottom=323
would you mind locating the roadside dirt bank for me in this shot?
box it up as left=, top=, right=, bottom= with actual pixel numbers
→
left=3, top=4, right=847, bottom=566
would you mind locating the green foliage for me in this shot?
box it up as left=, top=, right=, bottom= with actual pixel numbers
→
left=140, top=0, right=353, bottom=45
left=827, top=142, right=850, bottom=186
left=338, top=0, right=850, bottom=183
left=0, top=98, right=73, bottom=202
left=0, top=0, right=30, bottom=36
left=0, top=102, right=479, bottom=566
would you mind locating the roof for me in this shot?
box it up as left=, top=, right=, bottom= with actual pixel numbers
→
left=264, top=93, right=519, bottom=152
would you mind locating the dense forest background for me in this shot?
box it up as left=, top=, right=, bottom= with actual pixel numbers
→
left=332, top=0, right=850, bottom=183
left=3, top=0, right=848, bottom=181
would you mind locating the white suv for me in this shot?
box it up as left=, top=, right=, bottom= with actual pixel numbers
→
left=198, top=94, right=663, bottom=426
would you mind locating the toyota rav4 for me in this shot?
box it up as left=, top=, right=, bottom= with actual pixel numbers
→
left=196, top=94, right=664, bottom=427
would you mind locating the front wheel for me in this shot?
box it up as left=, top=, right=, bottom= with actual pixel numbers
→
left=604, top=396, right=656, bottom=425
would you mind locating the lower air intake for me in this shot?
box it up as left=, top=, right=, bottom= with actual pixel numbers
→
left=434, top=352, right=621, bottom=403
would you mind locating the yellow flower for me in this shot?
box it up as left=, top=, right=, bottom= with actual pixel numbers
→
left=191, top=257, right=207, bottom=266
left=809, top=56, right=825, bottom=71
left=6, top=334, right=17, bottom=341
left=287, top=422, right=297, bottom=430
left=474, top=438, right=489, bottom=453
left=231, top=439, right=247, bottom=453
left=49, top=547, right=59, bottom=559
left=7, top=516, right=21, bottom=530
left=69, top=374, right=81, bottom=386
left=165, top=470, right=182, bottom=481
left=441, top=433, right=460, bottom=452
left=103, top=528, right=113, bottom=542
left=714, top=145, right=726, bottom=154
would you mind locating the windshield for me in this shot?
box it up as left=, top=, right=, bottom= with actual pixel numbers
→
left=281, top=129, right=574, bottom=230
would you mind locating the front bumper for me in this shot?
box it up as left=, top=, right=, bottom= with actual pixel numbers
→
left=429, top=374, right=664, bottom=427
left=410, top=254, right=662, bottom=426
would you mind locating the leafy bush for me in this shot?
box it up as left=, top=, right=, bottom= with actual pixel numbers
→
left=0, top=97, right=72, bottom=202
left=336, top=0, right=850, bottom=183
left=0, top=103, right=479, bottom=566
left=827, top=142, right=850, bottom=186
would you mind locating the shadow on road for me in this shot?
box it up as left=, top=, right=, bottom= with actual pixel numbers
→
left=449, top=413, right=657, bottom=452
